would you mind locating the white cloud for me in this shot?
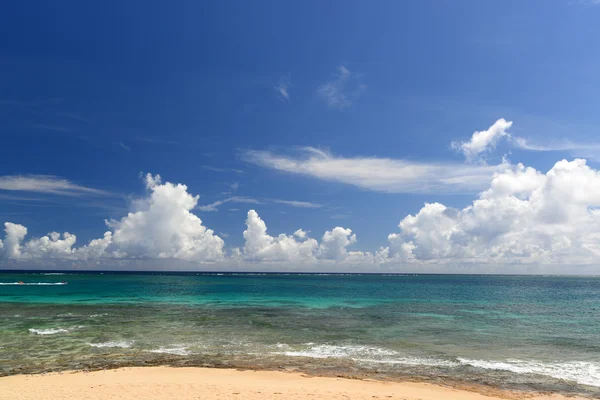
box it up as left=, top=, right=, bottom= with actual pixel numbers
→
left=22, top=232, right=77, bottom=259
left=0, top=175, right=110, bottom=196
left=202, top=166, right=245, bottom=174
left=294, top=229, right=307, bottom=240
left=241, top=210, right=359, bottom=263
left=0, top=223, right=28, bottom=259
left=272, top=199, right=322, bottom=208
left=104, top=174, right=225, bottom=261
left=242, top=210, right=318, bottom=262
left=513, top=137, right=600, bottom=161
left=5, top=156, right=600, bottom=273
left=198, top=196, right=321, bottom=212
left=1, top=174, right=225, bottom=263
left=197, top=196, right=262, bottom=212
left=318, top=227, right=356, bottom=261
left=383, top=159, right=600, bottom=265
left=275, top=77, right=290, bottom=101
left=451, top=118, right=513, bottom=162
left=317, top=66, right=366, bottom=109
left=242, top=147, right=505, bottom=194
left=118, top=142, right=131, bottom=151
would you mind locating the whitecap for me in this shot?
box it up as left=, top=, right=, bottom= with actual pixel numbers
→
left=278, top=344, right=460, bottom=368
left=29, top=328, right=69, bottom=335
left=88, top=340, right=134, bottom=349
left=28, top=325, right=85, bottom=335
left=458, top=358, right=600, bottom=387
left=147, top=346, right=191, bottom=356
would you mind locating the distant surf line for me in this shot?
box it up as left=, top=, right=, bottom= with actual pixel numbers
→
left=0, top=282, right=68, bottom=286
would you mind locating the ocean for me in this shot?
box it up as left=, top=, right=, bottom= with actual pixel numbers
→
left=1, top=272, right=599, bottom=397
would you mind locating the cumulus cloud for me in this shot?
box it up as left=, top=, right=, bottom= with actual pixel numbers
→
left=104, top=174, right=225, bottom=261
left=0, top=174, right=225, bottom=263
left=5, top=157, right=600, bottom=272
left=242, top=147, right=505, bottom=194
left=0, top=223, right=28, bottom=259
left=294, top=229, right=307, bottom=240
left=243, top=210, right=318, bottom=262
left=241, top=210, right=359, bottom=263
left=318, top=227, right=356, bottom=261
left=384, top=159, right=600, bottom=265
left=0, top=175, right=110, bottom=196
left=317, top=66, right=366, bottom=109
left=451, top=118, right=513, bottom=162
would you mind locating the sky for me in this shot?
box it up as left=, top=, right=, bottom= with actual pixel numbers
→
left=1, top=0, right=600, bottom=273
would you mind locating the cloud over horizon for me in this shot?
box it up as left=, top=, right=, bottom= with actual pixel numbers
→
left=4, top=142, right=600, bottom=273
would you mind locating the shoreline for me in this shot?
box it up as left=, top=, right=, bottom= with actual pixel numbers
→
left=0, top=366, right=587, bottom=400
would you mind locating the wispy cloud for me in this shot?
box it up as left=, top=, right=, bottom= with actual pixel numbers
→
left=197, top=196, right=262, bottom=212
left=135, top=137, right=180, bottom=145
left=317, top=66, right=366, bottom=109
left=275, top=76, right=290, bottom=101
left=0, top=175, right=111, bottom=197
left=271, top=199, right=322, bottom=208
left=202, top=165, right=245, bottom=174
left=513, top=137, right=600, bottom=152
left=221, top=182, right=240, bottom=195
left=118, top=141, right=131, bottom=151
left=242, top=147, right=505, bottom=194
left=513, top=137, right=600, bottom=161
left=198, top=196, right=321, bottom=212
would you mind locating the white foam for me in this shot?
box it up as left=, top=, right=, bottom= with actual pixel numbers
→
left=281, top=344, right=398, bottom=359
left=147, top=346, right=191, bottom=356
left=28, top=325, right=85, bottom=335
left=89, top=340, right=134, bottom=349
left=28, top=328, right=69, bottom=335
left=88, top=313, right=108, bottom=318
left=458, top=358, right=600, bottom=387
left=278, top=344, right=600, bottom=385
left=0, top=282, right=67, bottom=285
left=279, top=344, right=456, bottom=368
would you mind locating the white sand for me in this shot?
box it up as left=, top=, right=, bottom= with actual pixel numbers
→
left=0, top=367, right=584, bottom=400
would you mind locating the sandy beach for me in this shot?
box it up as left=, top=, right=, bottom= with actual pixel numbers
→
left=0, top=367, right=584, bottom=400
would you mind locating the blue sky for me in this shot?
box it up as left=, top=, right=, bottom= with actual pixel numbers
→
left=1, top=1, right=600, bottom=272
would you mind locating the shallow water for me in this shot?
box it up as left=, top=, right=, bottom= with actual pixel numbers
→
left=1, top=272, right=599, bottom=397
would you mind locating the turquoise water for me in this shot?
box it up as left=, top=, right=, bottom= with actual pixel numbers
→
left=1, top=272, right=599, bottom=397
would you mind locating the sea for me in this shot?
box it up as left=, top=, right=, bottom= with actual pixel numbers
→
left=1, top=272, right=599, bottom=397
